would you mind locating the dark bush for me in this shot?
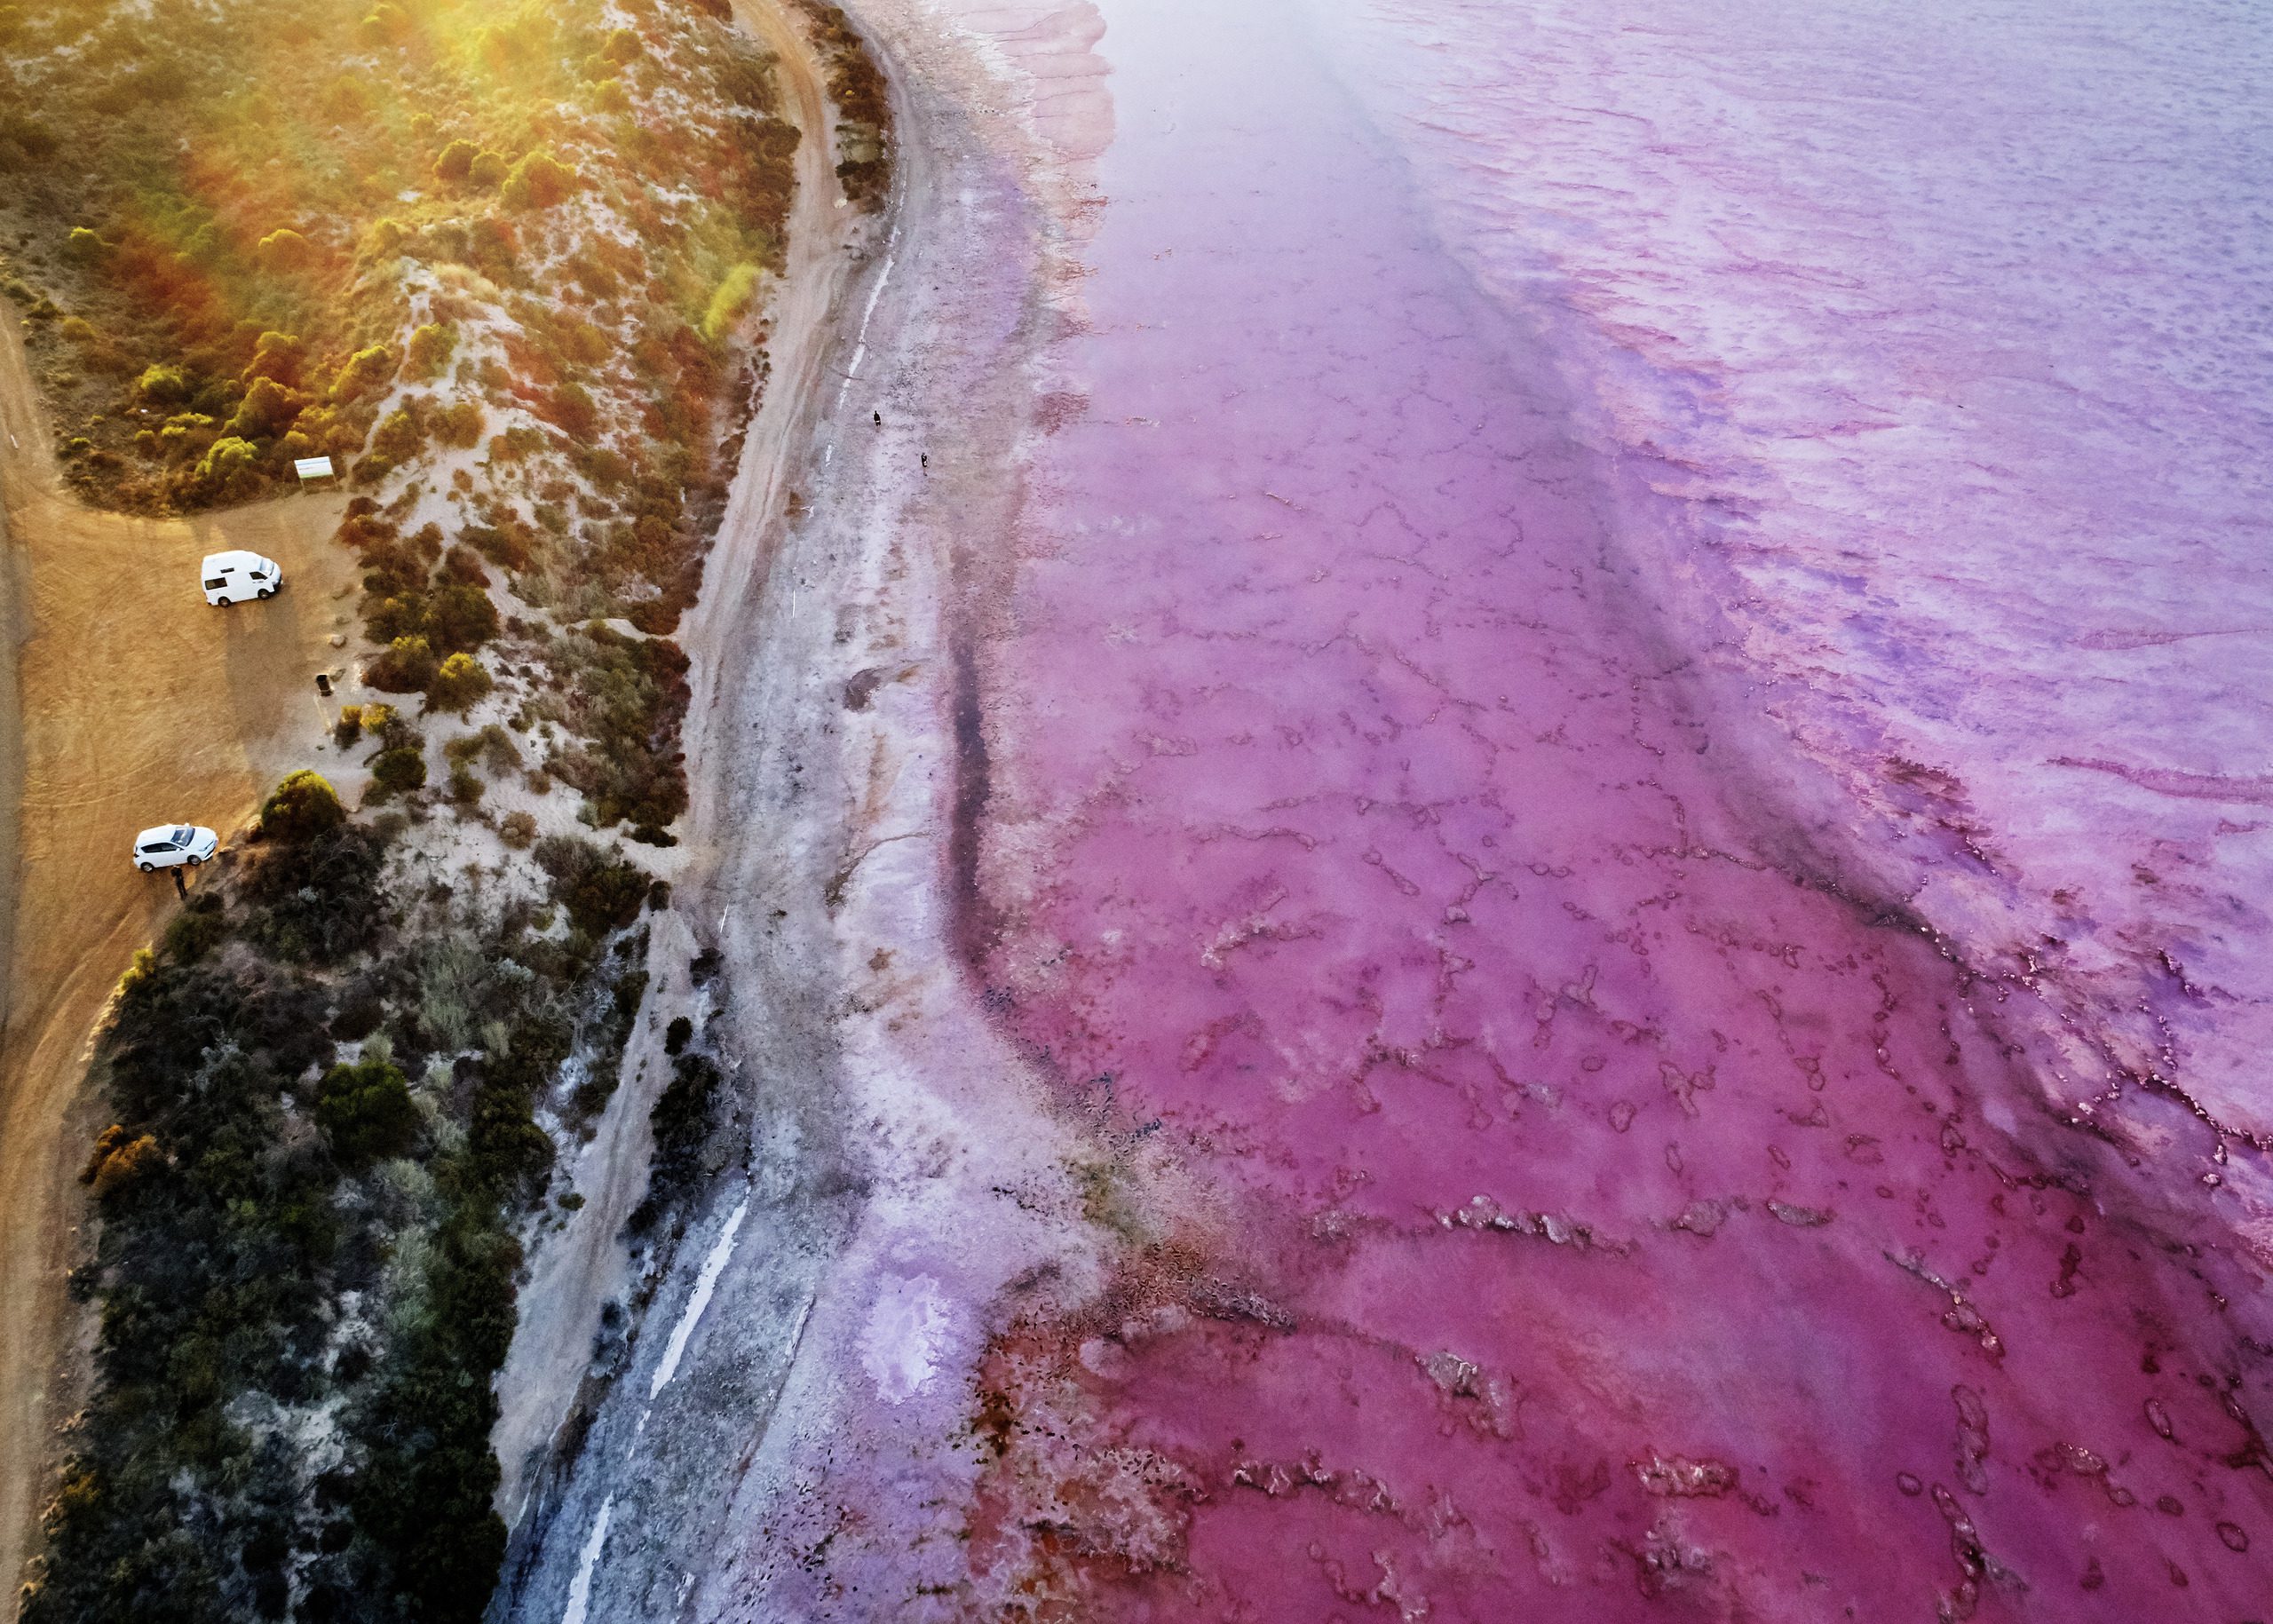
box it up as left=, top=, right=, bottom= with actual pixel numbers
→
left=440, top=544, right=489, bottom=586
left=531, top=836, right=648, bottom=935
left=646, top=1050, right=721, bottom=1207
left=330, top=994, right=386, bottom=1042
left=368, top=637, right=439, bottom=694
left=425, top=583, right=498, bottom=653
left=243, top=821, right=388, bottom=963
left=162, top=895, right=228, bottom=964
left=315, top=1055, right=421, bottom=1167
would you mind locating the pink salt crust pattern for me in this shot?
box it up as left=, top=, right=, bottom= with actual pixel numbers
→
left=931, top=0, right=2273, bottom=1618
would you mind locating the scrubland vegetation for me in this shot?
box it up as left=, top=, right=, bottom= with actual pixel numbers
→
left=28, top=782, right=665, bottom=1624
left=0, top=0, right=796, bottom=521
left=2, top=0, right=836, bottom=1614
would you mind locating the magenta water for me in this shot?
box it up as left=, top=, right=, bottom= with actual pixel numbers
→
left=956, top=0, right=2273, bottom=1616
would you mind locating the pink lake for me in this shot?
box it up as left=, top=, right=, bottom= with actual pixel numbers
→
left=955, top=0, right=2273, bottom=1617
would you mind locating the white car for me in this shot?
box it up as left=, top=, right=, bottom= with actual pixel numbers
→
left=133, top=824, right=218, bottom=872
left=202, top=550, right=283, bottom=606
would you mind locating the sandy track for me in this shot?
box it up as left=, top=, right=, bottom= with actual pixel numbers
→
left=486, top=0, right=858, bottom=1535
left=0, top=321, right=360, bottom=1609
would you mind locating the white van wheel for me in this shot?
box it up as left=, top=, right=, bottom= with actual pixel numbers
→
left=187, top=855, right=203, bottom=867
left=258, top=586, right=274, bottom=598
left=138, top=861, right=154, bottom=873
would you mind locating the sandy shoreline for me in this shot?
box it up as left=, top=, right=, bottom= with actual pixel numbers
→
left=484, top=0, right=861, bottom=1527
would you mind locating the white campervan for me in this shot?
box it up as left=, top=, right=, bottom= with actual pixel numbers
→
left=202, top=550, right=283, bottom=606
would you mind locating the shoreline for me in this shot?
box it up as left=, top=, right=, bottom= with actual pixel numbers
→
left=483, top=0, right=862, bottom=1531
left=486, top=0, right=1128, bottom=1608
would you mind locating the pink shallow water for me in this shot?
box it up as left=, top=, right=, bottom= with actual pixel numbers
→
left=961, top=0, right=2273, bottom=1617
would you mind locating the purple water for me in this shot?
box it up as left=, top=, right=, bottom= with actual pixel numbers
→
left=936, top=0, right=2273, bottom=1616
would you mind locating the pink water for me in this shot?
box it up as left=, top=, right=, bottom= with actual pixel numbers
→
left=958, top=0, right=2273, bottom=1616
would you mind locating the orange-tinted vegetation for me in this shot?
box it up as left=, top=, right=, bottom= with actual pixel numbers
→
left=0, top=0, right=796, bottom=517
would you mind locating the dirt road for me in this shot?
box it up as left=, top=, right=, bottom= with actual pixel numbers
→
left=0, top=322, right=359, bottom=1609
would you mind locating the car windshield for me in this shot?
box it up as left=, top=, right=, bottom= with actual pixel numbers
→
left=170, top=826, right=193, bottom=844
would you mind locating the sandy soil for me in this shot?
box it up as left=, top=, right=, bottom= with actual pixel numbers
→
left=486, top=0, right=860, bottom=1529
left=0, top=320, right=360, bottom=1609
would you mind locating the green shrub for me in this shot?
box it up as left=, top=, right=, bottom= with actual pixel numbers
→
left=331, top=343, right=398, bottom=402
left=499, top=811, right=537, bottom=850
left=194, top=436, right=263, bottom=500
left=364, top=218, right=409, bottom=257
left=503, top=149, right=577, bottom=210
left=406, top=322, right=456, bottom=380
left=134, top=363, right=190, bottom=407
left=360, top=701, right=404, bottom=742
left=227, top=376, right=302, bottom=440
left=242, top=330, right=307, bottom=386
left=359, top=4, right=413, bottom=48
left=64, top=226, right=106, bottom=261
left=701, top=262, right=762, bottom=341
left=432, top=138, right=478, bottom=182
left=371, top=406, right=425, bottom=463
left=260, top=770, right=347, bottom=843
left=429, top=653, right=494, bottom=713
left=255, top=227, right=316, bottom=272
left=370, top=744, right=428, bottom=796
left=467, top=150, right=509, bottom=188
left=315, top=1055, right=420, bottom=1167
